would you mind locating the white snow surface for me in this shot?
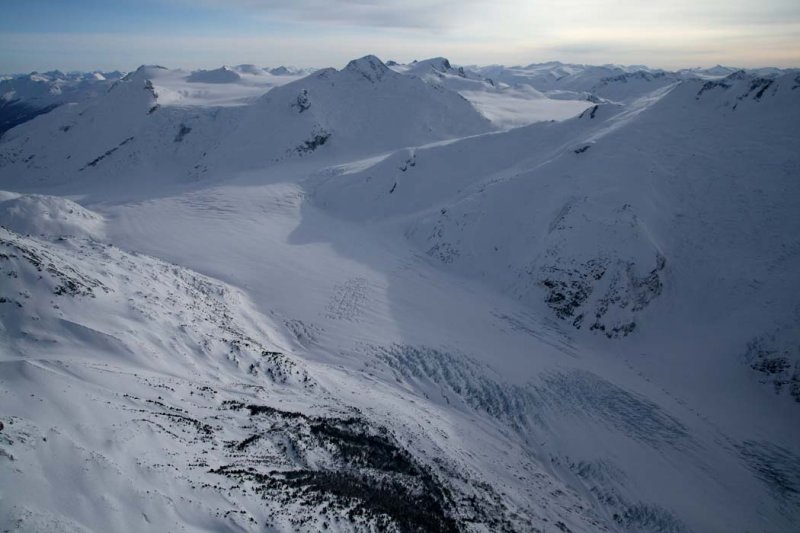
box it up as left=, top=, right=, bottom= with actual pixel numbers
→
left=0, top=57, right=799, bottom=532
left=141, top=65, right=306, bottom=107
left=0, top=191, right=104, bottom=239
left=186, top=66, right=242, bottom=84
left=390, top=57, right=593, bottom=127
left=0, top=70, right=121, bottom=110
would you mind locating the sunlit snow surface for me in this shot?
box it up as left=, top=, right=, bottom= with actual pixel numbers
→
left=148, top=66, right=307, bottom=107
left=0, top=57, right=799, bottom=532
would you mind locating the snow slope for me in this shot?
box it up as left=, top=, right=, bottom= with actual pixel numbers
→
left=0, top=58, right=799, bottom=533
left=0, top=65, right=242, bottom=196
left=186, top=66, right=242, bottom=84
left=210, top=55, right=492, bottom=169
left=312, top=71, right=800, bottom=367
left=0, top=191, right=104, bottom=239
left=392, top=57, right=593, bottom=128
left=475, top=62, right=682, bottom=104
left=0, top=201, right=609, bottom=532
left=308, top=70, right=800, bottom=528
left=0, top=71, right=121, bottom=136
left=131, top=65, right=304, bottom=107
left=0, top=56, right=491, bottom=192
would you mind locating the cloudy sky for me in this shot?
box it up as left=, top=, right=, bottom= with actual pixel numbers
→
left=1, top=0, right=798, bottom=72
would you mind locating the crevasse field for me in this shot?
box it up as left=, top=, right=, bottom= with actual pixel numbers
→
left=0, top=56, right=798, bottom=532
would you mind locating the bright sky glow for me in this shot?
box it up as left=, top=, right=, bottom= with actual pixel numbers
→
left=1, top=0, right=798, bottom=72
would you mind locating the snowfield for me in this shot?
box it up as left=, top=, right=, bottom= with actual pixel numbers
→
left=0, top=55, right=799, bottom=532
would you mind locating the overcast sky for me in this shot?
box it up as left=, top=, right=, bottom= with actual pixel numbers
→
left=1, top=0, right=798, bottom=72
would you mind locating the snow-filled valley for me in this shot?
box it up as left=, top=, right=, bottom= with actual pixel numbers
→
left=0, top=56, right=798, bottom=532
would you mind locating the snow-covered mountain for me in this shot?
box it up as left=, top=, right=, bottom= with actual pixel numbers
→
left=0, top=64, right=309, bottom=138
left=2, top=207, right=560, bottom=530
left=187, top=66, right=242, bottom=84
left=313, top=69, right=800, bottom=375
left=0, top=56, right=492, bottom=191
left=0, top=65, right=241, bottom=195
left=0, top=70, right=122, bottom=136
left=472, top=61, right=798, bottom=105
left=212, top=55, right=492, bottom=168
left=388, top=57, right=593, bottom=128
left=133, top=64, right=306, bottom=107
left=1, top=56, right=798, bottom=532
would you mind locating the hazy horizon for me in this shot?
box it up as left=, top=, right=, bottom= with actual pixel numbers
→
left=1, top=0, right=798, bottom=73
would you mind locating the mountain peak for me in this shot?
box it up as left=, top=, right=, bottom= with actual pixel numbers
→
left=344, top=55, right=390, bottom=82
left=122, top=65, right=167, bottom=82
left=424, top=57, right=453, bottom=72
left=187, top=66, right=241, bottom=84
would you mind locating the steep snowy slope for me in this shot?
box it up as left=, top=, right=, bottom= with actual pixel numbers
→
left=0, top=197, right=618, bottom=532
left=0, top=191, right=104, bottom=239
left=0, top=65, right=240, bottom=196
left=308, top=71, right=800, bottom=529
left=390, top=57, right=592, bottom=128
left=395, top=57, right=488, bottom=90
left=211, top=55, right=492, bottom=169
left=0, top=57, right=492, bottom=193
left=143, top=65, right=304, bottom=107
left=0, top=59, right=798, bottom=533
left=87, top=174, right=798, bottom=533
left=0, top=71, right=120, bottom=136
left=474, top=62, right=680, bottom=103
left=187, top=66, right=242, bottom=84
left=312, top=71, right=799, bottom=344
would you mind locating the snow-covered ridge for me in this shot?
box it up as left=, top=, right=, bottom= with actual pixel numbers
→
left=0, top=224, right=602, bottom=531
left=0, top=54, right=798, bottom=532
left=312, top=69, right=800, bottom=384
left=0, top=191, right=104, bottom=239
left=343, top=54, right=391, bottom=82
left=0, top=55, right=494, bottom=187
left=186, top=66, right=242, bottom=84
left=210, top=55, right=493, bottom=168
left=0, top=69, right=122, bottom=136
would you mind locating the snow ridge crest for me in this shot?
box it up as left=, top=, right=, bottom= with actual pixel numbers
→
left=344, top=55, right=391, bottom=82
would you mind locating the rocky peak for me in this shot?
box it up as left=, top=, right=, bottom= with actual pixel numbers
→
left=344, top=55, right=391, bottom=82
